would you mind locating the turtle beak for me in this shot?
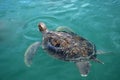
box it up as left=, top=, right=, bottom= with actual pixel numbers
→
left=38, top=22, right=47, bottom=32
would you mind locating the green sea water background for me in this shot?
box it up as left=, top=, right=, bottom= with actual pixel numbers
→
left=0, top=0, right=120, bottom=80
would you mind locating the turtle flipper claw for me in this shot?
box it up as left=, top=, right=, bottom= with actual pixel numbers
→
left=24, top=42, right=41, bottom=67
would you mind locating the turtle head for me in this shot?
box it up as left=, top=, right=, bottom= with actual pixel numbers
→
left=38, top=22, right=48, bottom=33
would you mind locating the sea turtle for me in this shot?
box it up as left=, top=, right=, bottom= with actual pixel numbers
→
left=24, top=22, right=104, bottom=77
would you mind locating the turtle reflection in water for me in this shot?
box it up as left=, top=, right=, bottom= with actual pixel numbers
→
left=24, top=22, right=104, bottom=77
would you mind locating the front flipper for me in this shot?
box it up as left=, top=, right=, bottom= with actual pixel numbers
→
left=75, top=61, right=90, bottom=77
left=56, top=26, right=75, bottom=34
left=24, top=42, right=41, bottom=67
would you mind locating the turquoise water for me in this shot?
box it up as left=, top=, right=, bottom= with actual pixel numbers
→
left=0, top=0, right=120, bottom=80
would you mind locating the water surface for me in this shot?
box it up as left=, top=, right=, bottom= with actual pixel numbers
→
left=0, top=0, right=120, bottom=80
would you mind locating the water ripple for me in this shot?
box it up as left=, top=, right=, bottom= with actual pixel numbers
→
left=23, top=16, right=59, bottom=41
left=63, top=4, right=74, bottom=8
left=111, top=32, right=120, bottom=50
left=81, top=3, right=90, bottom=8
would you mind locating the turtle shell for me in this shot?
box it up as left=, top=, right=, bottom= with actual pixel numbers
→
left=42, top=27, right=96, bottom=62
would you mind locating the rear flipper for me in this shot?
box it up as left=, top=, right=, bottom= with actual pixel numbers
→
left=97, top=50, right=112, bottom=54
left=93, top=58, right=104, bottom=64
left=24, top=42, right=41, bottom=67
left=90, top=55, right=104, bottom=64
left=75, top=61, right=90, bottom=77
